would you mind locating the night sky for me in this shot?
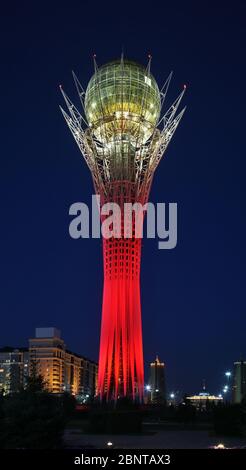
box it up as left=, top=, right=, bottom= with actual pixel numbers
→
left=0, top=1, right=245, bottom=397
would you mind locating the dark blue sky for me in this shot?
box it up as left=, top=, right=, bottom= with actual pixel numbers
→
left=0, top=0, right=245, bottom=396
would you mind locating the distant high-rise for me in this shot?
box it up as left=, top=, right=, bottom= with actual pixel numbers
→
left=232, top=360, right=246, bottom=403
left=149, top=355, right=166, bottom=403
left=0, top=347, right=29, bottom=394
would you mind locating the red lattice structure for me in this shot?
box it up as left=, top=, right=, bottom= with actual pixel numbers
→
left=98, top=181, right=145, bottom=401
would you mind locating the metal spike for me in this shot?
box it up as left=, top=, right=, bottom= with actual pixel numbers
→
left=160, top=71, right=173, bottom=105
left=158, top=86, right=186, bottom=128
left=72, top=70, right=87, bottom=116
left=151, top=106, right=186, bottom=171
left=60, top=86, right=88, bottom=127
left=120, top=50, right=124, bottom=64
left=93, top=54, right=98, bottom=73
left=145, top=54, right=152, bottom=75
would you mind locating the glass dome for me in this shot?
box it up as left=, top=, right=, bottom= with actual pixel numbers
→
left=84, top=59, right=161, bottom=144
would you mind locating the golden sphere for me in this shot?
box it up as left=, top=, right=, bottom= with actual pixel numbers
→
left=85, top=59, right=161, bottom=144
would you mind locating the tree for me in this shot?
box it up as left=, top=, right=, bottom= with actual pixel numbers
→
left=25, top=356, right=46, bottom=393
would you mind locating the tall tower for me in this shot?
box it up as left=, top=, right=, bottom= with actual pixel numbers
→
left=232, top=359, right=246, bottom=403
left=149, top=355, right=166, bottom=404
left=60, top=56, right=185, bottom=402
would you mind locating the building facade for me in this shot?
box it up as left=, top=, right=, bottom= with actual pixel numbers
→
left=29, top=328, right=98, bottom=399
left=0, top=347, right=29, bottom=395
left=148, top=355, right=166, bottom=404
left=186, top=381, right=223, bottom=410
left=0, top=328, right=97, bottom=399
left=29, top=328, right=66, bottom=394
left=232, top=360, right=246, bottom=404
left=186, top=392, right=223, bottom=410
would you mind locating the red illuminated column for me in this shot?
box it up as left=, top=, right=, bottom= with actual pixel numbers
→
left=97, top=182, right=145, bottom=401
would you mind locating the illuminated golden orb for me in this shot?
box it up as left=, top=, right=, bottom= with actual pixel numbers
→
left=84, top=59, right=161, bottom=144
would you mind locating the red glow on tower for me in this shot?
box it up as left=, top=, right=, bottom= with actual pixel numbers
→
left=98, top=182, right=144, bottom=401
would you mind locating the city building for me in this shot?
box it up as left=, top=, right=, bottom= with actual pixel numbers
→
left=61, top=57, right=185, bottom=401
left=186, top=383, right=223, bottom=410
left=65, top=349, right=98, bottom=399
left=232, top=360, right=246, bottom=403
left=0, top=347, right=29, bottom=395
left=29, top=328, right=98, bottom=399
left=148, top=355, right=166, bottom=404
left=29, top=328, right=66, bottom=394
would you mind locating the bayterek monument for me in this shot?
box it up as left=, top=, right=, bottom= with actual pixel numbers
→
left=60, top=55, right=185, bottom=402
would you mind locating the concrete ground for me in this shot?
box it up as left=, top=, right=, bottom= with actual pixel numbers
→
left=63, top=428, right=246, bottom=449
